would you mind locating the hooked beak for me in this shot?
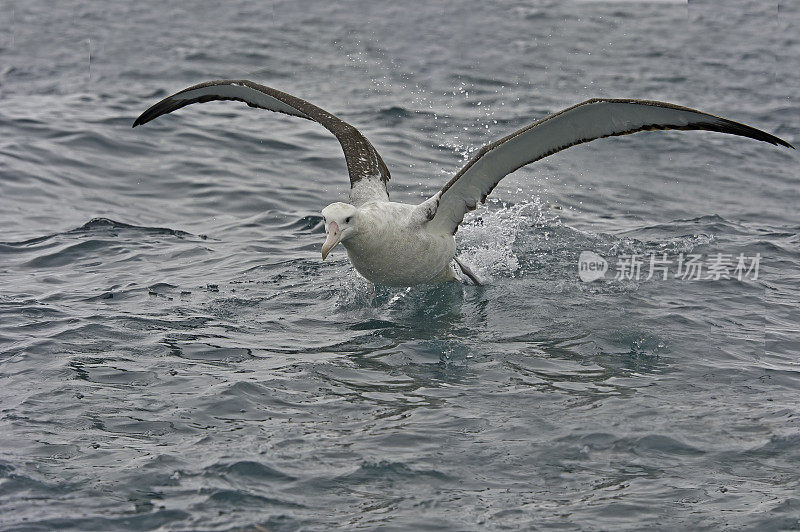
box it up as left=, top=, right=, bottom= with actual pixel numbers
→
left=321, top=220, right=341, bottom=260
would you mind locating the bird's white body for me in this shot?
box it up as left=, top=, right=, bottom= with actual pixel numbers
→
left=341, top=201, right=457, bottom=286
left=133, top=79, right=793, bottom=287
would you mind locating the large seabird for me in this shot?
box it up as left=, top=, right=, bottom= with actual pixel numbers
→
left=133, top=80, right=794, bottom=286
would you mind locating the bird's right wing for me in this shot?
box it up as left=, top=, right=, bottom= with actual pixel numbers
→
left=133, top=80, right=391, bottom=206
left=422, top=98, right=793, bottom=235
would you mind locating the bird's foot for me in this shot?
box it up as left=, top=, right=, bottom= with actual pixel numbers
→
left=454, top=257, right=483, bottom=286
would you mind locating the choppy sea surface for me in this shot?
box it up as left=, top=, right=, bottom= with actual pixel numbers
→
left=1, top=1, right=799, bottom=530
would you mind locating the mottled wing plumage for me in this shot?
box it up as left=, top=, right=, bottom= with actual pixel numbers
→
left=426, top=98, right=794, bottom=235
left=132, top=80, right=391, bottom=205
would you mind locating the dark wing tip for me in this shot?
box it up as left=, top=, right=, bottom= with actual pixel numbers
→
left=131, top=93, right=227, bottom=128
left=599, top=98, right=795, bottom=150
left=132, top=80, right=242, bottom=128
left=132, top=96, right=188, bottom=128
left=132, top=99, right=170, bottom=128
left=131, top=113, right=148, bottom=128
left=708, top=117, right=795, bottom=149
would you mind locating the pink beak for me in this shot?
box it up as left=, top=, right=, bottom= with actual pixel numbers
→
left=321, top=220, right=341, bottom=260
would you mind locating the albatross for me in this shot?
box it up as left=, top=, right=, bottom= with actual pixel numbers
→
left=133, top=80, right=794, bottom=286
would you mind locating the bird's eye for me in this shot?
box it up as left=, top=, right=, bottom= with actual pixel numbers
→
left=345, top=216, right=352, bottom=224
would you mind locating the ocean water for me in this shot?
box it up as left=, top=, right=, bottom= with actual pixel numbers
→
left=1, top=1, right=799, bottom=530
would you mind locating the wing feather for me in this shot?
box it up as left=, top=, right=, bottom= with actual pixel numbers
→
left=425, top=98, right=793, bottom=235
left=133, top=80, right=391, bottom=205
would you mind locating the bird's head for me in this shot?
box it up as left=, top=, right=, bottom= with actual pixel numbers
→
left=321, top=202, right=359, bottom=260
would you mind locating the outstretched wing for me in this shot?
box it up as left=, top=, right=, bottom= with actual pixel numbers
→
left=424, top=98, right=793, bottom=235
left=132, top=79, right=391, bottom=206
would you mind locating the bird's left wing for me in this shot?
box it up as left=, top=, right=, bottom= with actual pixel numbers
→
left=132, top=80, right=391, bottom=206
left=423, top=98, right=793, bottom=235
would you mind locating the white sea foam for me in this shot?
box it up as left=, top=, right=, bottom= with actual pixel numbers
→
left=456, top=196, right=559, bottom=282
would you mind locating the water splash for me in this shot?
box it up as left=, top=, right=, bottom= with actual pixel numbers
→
left=456, top=196, right=559, bottom=282
left=334, top=265, right=376, bottom=311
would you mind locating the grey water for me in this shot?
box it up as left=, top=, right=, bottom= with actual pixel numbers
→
left=1, top=1, right=799, bottom=530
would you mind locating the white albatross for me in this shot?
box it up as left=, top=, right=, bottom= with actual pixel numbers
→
left=133, top=80, right=794, bottom=286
